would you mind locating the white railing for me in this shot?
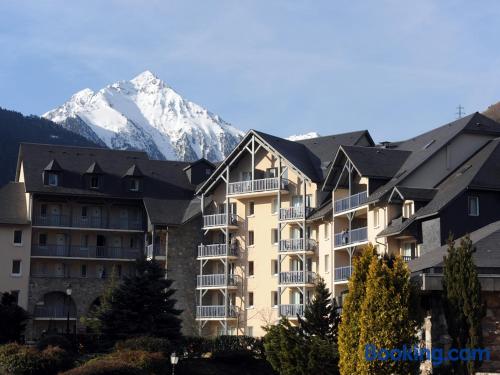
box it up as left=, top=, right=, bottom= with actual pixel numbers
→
left=202, top=213, right=238, bottom=228
left=334, top=227, right=368, bottom=247
left=278, top=238, right=317, bottom=252
left=196, top=305, right=238, bottom=318
left=334, top=190, right=368, bottom=213
left=279, top=304, right=304, bottom=317
left=279, top=206, right=311, bottom=221
left=197, top=274, right=239, bottom=287
left=334, top=266, right=353, bottom=281
left=402, top=255, right=417, bottom=262
left=197, top=244, right=238, bottom=258
left=279, top=271, right=316, bottom=285
left=227, top=177, right=289, bottom=195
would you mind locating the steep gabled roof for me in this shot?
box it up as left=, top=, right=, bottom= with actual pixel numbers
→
left=388, top=186, right=437, bottom=203
left=409, top=220, right=500, bottom=272
left=342, top=146, right=411, bottom=179
left=123, top=164, right=143, bottom=177
left=85, top=162, right=103, bottom=174
left=44, top=159, right=62, bottom=172
left=0, top=182, right=29, bottom=224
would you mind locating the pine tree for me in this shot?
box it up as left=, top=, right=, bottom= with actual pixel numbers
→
left=443, top=236, right=485, bottom=374
left=96, top=258, right=182, bottom=342
left=357, top=255, right=420, bottom=374
left=298, top=277, right=340, bottom=341
left=338, top=244, right=377, bottom=374
left=0, top=292, right=29, bottom=343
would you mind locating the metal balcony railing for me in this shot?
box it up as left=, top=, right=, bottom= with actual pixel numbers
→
left=402, top=255, right=417, bottom=262
left=146, top=244, right=166, bottom=258
left=227, top=177, right=289, bottom=195
left=279, top=206, right=311, bottom=221
left=32, top=245, right=141, bottom=260
left=202, top=213, right=238, bottom=228
left=197, top=244, right=238, bottom=258
left=279, top=304, right=304, bottom=317
left=334, top=191, right=368, bottom=213
left=279, top=271, right=316, bottom=285
left=278, top=238, right=317, bottom=253
left=30, top=270, right=129, bottom=279
left=196, top=305, right=238, bottom=318
left=33, top=215, right=143, bottom=230
left=196, top=274, right=240, bottom=288
left=334, top=227, right=368, bottom=247
left=33, top=306, right=76, bottom=319
left=334, top=266, right=353, bottom=281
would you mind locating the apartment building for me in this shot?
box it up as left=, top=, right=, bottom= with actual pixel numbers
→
left=195, top=129, right=374, bottom=336
left=0, top=143, right=214, bottom=340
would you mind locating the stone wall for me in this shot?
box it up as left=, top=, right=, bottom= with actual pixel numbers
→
left=166, top=216, right=203, bottom=336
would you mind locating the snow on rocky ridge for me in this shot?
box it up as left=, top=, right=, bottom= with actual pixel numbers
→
left=287, top=132, right=320, bottom=141
left=44, top=71, right=244, bottom=162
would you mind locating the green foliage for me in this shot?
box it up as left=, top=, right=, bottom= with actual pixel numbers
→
left=443, top=236, right=486, bottom=374
left=92, top=259, right=182, bottom=342
left=60, top=359, right=142, bottom=375
left=357, top=255, right=420, bottom=374
left=114, top=336, right=172, bottom=355
left=0, top=292, right=30, bottom=344
left=181, top=335, right=265, bottom=360
left=0, top=342, right=73, bottom=374
left=338, top=245, right=376, bottom=374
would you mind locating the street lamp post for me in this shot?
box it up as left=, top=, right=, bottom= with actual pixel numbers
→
left=65, top=284, right=72, bottom=337
left=170, top=352, right=179, bottom=375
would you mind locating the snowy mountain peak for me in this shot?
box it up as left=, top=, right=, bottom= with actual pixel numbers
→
left=43, top=71, right=244, bottom=162
left=287, top=132, right=320, bottom=141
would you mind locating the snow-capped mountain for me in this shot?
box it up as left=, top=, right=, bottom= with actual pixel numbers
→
left=44, top=71, right=244, bottom=162
left=287, top=132, right=320, bottom=141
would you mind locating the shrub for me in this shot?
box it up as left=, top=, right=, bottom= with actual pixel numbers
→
left=114, top=336, right=172, bottom=355
left=37, top=334, right=73, bottom=352
left=60, top=359, right=142, bottom=375
left=40, top=345, right=74, bottom=373
left=103, top=350, right=169, bottom=374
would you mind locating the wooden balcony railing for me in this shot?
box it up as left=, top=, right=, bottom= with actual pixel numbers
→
left=334, top=227, right=368, bottom=247
left=227, top=177, right=289, bottom=195
left=279, top=271, right=316, bottom=285
left=197, top=244, right=238, bottom=258
left=202, top=213, right=238, bottom=228
left=196, top=274, right=240, bottom=288
left=278, top=238, right=317, bottom=253
left=279, top=304, right=304, bottom=317
left=279, top=206, right=312, bottom=221
left=334, top=266, right=353, bottom=281
left=334, top=191, right=368, bottom=213
left=33, top=215, right=143, bottom=230
left=32, top=244, right=141, bottom=260
left=196, top=305, right=238, bottom=318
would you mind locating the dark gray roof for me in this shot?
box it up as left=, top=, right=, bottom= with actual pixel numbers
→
left=377, top=216, right=416, bottom=237
left=307, top=200, right=332, bottom=221
left=389, top=187, right=437, bottom=202
left=44, top=159, right=62, bottom=172
left=18, top=144, right=202, bottom=225
left=85, top=162, right=103, bottom=174
left=0, top=182, right=29, bottom=224
left=409, top=220, right=500, bottom=272
left=367, top=113, right=500, bottom=203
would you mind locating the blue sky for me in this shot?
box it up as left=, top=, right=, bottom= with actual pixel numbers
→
left=1, top=1, right=500, bottom=142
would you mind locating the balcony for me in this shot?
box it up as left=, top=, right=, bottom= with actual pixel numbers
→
left=278, top=238, right=317, bottom=253
left=334, top=266, right=353, bottom=282
left=279, top=271, right=316, bottom=285
left=279, top=206, right=311, bottom=221
left=32, top=215, right=143, bottom=231
left=196, top=305, right=238, bottom=319
left=146, top=244, right=166, bottom=258
left=402, top=255, right=418, bottom=262
left=196, top=274, right=240, bottom=288
left=30, top=270, right=130, bottom=279
left=33, top=306, right=76, bottom=320
left=279, top=304, right=304, bottom=317
left=197, top=244, right=238, bottom=259
left=334, top=227, right=368, bottom=247
left=334, top=191, right=368, bottom=214
left=227, top=177, right=289, bottom=197
left=202, top=213, right=238, bottom=229
left=32, top=244, right=141, bottom=260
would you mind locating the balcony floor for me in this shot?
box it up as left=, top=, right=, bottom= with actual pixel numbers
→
left=227, top=189, right=289, bottom=199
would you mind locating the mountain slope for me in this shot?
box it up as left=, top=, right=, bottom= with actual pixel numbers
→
left=0, top=107, right=103, bottom=187
left=44, top=71, right=244, bottom=162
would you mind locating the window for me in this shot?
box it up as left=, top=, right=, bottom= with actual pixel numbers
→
left=271, top=199, right=278, bottom=215
left=402, top=242, right=416, bottom=260
left=248, top=261, right=254, bottom=276
left=11, top=260, right=21, bottom=276
left=402, top=202, right=413, bottom=218
left=242, top=171, right=252, bottom=181
left=248, top=292, right=254, bottom=308
left=271, top=260, right=278, bottom=275
left=81, top=206, right=88, bottom=218
left=248, top=231, right=254, bottom=246
left=468, top=196, right=479, bottom=216
left=248, top=201, right=255, bottom=216
left=324, top=254, right=330, bottom=273
left=13, top=230, right=22, bottom=245
left=48, top=173, right=59, bottom=186
left=10, top=291, right=19, bottom=305
left=246, top=326, right=254, bottom=337
left=129, top=178, right=139, bottom=191
left=271, top=229, right=278, bottom=244
left=271, top=291, right=278, bottom=307
left=40, top=204, right=47, bottom=217
left=39, top=233, right=47, bottom=247
left=374, top=208, right=380, bottom=228
left=81, top=264, right=87, bottom=278
left=324, top=224, right=330, bottom=239
left=90, top=175, right=99, bottom=189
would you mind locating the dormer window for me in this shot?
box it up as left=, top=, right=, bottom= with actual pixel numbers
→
left=48, top=173, right=59, bottom=186
left=402, top=201, right=414, bottom=218
left=129, top=178, right=140, bottom=192
left=90, top=175, right=100, bottom=189
left=85, top=162, right=103, bottom=190
left=123, top=164, right=143, bottom=192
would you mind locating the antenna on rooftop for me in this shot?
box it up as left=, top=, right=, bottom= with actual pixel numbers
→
left=456, top=105, right=465, bottom=119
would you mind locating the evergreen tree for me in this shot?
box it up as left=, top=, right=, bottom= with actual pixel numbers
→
left=0, top=292, right=29, bottom=343
left=443, top=236, right=485, bottom=374
left=298, top=277, right=340, bottom=341
left=95, top=258, right=182, bottom=342
left=338, top=244, right=377, bottom=374
left=357, top=255, right=420, bottom=374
